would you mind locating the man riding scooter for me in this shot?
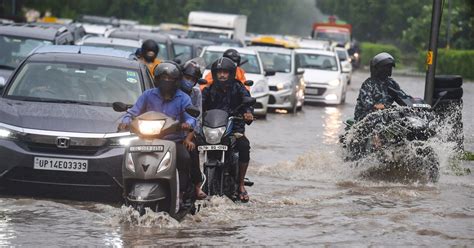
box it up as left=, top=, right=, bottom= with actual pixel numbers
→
left=118, top=61, right=202, bottom=199
left=202, top=57, right=254, bottom=202
left=201, top=49, right=249, bottom=91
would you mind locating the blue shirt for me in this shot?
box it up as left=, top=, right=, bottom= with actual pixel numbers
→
left=121, top=88, right=196, bottom=141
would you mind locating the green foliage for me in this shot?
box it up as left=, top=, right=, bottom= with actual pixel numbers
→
left=360, top=42, right=402, bottom=66
left=417, top=49, right=474, bottom=79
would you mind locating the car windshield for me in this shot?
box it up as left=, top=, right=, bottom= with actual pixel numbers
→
left=173, top=44, right=193, bottom=62
left=0, top=35, right=53, bottom=69
left=83, top=43, right=138, bottom=54
left=258, top=52, right=292, bottom=73
left=296, top=53, right=338, bottom=71
left=314, top=31, right=350, bottom=44
left=5, top=62, right=143, bottom=106
left=202, top=51, right=261, bottom=74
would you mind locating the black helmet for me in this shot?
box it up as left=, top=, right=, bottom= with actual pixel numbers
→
left=370, top=52, right=395, bottom=79
left=154, top=61, right=182, bottom=100
left=223, top=48, right=241, bottom=65
left=182, top=60, right=202, bottom=80
left=211, top=57, right=236, bottom=87
left=141, top=39, right=159, bottom=62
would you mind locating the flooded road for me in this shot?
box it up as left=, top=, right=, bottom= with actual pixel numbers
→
left=0, top=70, right=473, bottom=246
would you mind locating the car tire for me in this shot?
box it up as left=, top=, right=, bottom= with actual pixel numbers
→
left=434, top=75, right=462, bottom=88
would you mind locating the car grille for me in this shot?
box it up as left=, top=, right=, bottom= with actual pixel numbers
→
left=268, top=95, right=276, bottom=104
left=4, top=167, right=118, bottom=187
left=20, top=133, right=109, bottom=156
left=305, top=87, right=326, bottom=96
left=25, top=143, right=104, bottom=156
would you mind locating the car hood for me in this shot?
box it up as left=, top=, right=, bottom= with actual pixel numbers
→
left=302, top=69, right=339, bottom=84
left=266, top=73, right=294, bottom=86
left=0, top=99, right=124, bottom=133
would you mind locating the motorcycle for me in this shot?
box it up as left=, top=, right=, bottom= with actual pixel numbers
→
left=113, top=102, right=200, bottom=219
left=194, top=97, right=256, bottom=200
left=340, top=88, right=448, bottom=183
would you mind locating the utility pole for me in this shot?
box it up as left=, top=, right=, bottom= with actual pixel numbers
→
left=446, top=0, right=452, bottom=49
left=424, top=0, right=444, bottom=105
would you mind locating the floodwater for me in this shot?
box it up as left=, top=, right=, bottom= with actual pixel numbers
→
left=0, top=71, right=472, bottom=246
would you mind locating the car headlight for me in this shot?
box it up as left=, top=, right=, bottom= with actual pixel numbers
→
left=328, top=79, right=340, bottom=87
left=276, top=82, right=291, bottom=91
left=138, top=120, right=165, bottom=136
left=251, top=80, right=268, bottom=95
left=203, top=126, right=226, bottom=144
left=109, top=136, right=138, bottom=147
left=0, top=126, right=20, bottom=140
left=157, top=151, right=172, bottom=173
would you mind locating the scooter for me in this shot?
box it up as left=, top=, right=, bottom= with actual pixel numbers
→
left=113, top=102, right=200, bottom=219
left=194, top=97, right=256, bottom=200
left=340, top=87, right=448, bottom=183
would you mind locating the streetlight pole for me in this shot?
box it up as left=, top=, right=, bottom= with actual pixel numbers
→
left=424, top=0, right=444, bottom=105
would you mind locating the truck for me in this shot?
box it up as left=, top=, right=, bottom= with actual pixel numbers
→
left=311, top=16, right=360, bottom=68
left=187, top=11, right=247, bottom=41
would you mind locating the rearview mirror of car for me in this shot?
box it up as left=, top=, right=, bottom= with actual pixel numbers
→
left=264, top=69, right=276, bottom=77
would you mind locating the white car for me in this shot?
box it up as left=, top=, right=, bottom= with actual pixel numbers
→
left=200, top=46, right=270, bottom=117
left=335, top=47, right=353, bottom=85
left=294, top=49, right=349, bottom=105
left=249, top=46, right=305, bottom=113
left=77, top=36, right=141, bottom=54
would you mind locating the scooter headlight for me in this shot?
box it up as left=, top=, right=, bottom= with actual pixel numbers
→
left=203, top=126, right=226, bottom=144
left=157, top=151, right=172, bottom=173
left=138, top=120, right=165, bottom=136
left=126, top=153, right=135, bottom=173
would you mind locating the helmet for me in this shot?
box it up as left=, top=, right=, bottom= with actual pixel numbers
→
left=223, top=48, right=241, bottom=65
left=211, top=57, right=236, bottom=87
left=370, top=52, right=395, bottom=79
left=154, top=61, right=182, bottom=100
left=141, top=39, right=159, bottom=62
left=182, top=60, right=202, bottom=80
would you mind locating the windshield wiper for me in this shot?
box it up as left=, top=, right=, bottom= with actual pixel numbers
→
left=0, top=65, right=15, bottom=70
left=41, top=99, right=93, bottom=105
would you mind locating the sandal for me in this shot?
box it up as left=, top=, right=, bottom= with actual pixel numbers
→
left=238, top=189, right=249, bottom=203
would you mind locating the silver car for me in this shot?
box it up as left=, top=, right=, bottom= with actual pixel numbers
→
left=249, top=46, right=305, bottom=113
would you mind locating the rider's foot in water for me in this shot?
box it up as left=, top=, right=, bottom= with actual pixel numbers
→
left=195, top=184, right=207, bottom=200
left=239, top=186, right=249, bottom=203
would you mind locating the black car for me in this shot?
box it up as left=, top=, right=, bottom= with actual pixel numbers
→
left=171, top=38, right=214, bottom=64
left=0, top=45, right=154, bottom=199
left=107, top=30, right=174, bottom=60
left=0, top=23, right=75, bottom=87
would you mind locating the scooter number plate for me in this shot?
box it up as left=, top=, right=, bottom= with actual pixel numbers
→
left=198, top=145, right=228, bottom=151
left=129, top=145, right=164, bottom=153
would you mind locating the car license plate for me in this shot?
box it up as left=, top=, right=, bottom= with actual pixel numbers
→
left=306, top=88, right=319, bottom=95
left=33, top=157, right=88, bottom=172
left=198, top=145, right=228, bottom=151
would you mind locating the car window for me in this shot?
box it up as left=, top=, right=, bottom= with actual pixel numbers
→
left=258, top=52, right=291, bottom=73
left=173, top=44, right=192, bottom=62
left=202, top=50, right=222, bottom=69
left=6, top=62, right=143, bottom=106
left=296, top=53, right=338, bottom=71
left=0, top=35, right=52, bottom=69
left=157, top=43, right=168, bottom=60
left=240, top=54, right=261, bottom=74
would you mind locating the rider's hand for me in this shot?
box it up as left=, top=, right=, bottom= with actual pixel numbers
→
left=181, top=123, right=192, bottom=131
left=183, top=138, right=196, bottom=151
left=374, top=103, right=385, bottom=110
left=117, top=123, right=129, bottom=132
left=243, top=112, right=254, bottom=122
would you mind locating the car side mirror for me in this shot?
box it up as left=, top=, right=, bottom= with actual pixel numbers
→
left=244, top=80, right=254, bottom=87
left=264, top=69, right=276, bottom=76
left=242, top=96, right=257, bottom=107
left=185, top=106, right=201, bottom=118
left=296, top=68, right=305, bottom=75
left=341, top=63, right=351, bottom=73
left=113, top=102, right=131, bottom=112
left=197, top=78, right=208, bottom=85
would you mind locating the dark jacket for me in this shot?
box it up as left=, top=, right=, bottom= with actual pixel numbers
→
left=354, top=77, right=401, bottom=121
left=202, top=80, right=252, bottom=133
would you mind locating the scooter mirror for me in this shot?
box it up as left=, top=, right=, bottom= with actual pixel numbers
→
left=185, top=106, right=201, bottom=118
left=242, top=97, right=257, bottom=107
left=197, top=78, right=208, bottom=85
left=113, top=102, right=129, bottom=112
left=244, top=80, right=254, bottom=87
